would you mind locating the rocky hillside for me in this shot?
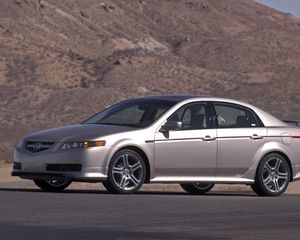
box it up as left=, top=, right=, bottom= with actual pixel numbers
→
left=1, top=0, right=300, bottom=161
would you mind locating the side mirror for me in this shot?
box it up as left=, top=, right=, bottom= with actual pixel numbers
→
left=160, top=121, right=182, bottom=131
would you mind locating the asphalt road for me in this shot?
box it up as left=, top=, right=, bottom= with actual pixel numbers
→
left=0, top=188, right=300, bottom=240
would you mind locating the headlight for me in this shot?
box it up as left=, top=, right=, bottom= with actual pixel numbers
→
left=60, top=141, right=106, bottom=150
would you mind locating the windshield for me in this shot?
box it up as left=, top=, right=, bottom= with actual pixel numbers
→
left=83, top=99, right=176, bottom=128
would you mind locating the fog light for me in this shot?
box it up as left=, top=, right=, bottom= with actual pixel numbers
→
left=13, top=162, right=22, bottom=170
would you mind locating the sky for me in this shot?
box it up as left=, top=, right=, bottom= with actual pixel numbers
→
left=256, top=0, right=300, bottom=17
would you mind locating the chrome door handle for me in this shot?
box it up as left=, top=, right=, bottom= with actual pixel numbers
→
left=250, top=134, right=263, bottom=140
left=202, top=135, right=216, bottom=141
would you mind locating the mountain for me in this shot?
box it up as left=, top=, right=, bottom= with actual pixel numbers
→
left=1, top=0, right=300, bottom=161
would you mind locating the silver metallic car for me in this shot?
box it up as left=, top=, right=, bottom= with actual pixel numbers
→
left=12, top=95, right=300, bottom=196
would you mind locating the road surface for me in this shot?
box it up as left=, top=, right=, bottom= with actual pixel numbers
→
left=0, top=188, right=300, bottom=240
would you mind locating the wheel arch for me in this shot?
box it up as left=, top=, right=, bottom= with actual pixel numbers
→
left=113, top=145, right=151, bottom=183
left=259, top=151, right=293, bottom=182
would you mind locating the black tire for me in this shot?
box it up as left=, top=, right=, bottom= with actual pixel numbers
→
left=102, top=181, right=115, bottom=193
left=34, top=179, right=72, bottom=192
left=180, top=183, right=215, bottom=194
left=251, top=153, right=290, bottom=196
left=105, top=149, right=146, bottom=194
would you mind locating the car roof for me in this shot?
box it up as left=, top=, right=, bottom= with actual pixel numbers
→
left=134, top=94, right=207, bottom=102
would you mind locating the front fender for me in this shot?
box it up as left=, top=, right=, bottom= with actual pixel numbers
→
left=103, top=138, right=155, bottom=178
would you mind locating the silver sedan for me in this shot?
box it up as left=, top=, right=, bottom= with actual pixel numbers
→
left=12, top=95, right=300, bottom=196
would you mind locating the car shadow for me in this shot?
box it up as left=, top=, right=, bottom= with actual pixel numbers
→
left=138, top=190, right=259, bottom=197
left=0, top=187, right=271, bottom=197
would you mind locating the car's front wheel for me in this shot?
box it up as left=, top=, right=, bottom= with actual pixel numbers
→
left=180, top=183, right=215, bottom=194
left=104, top=149, right=146, bottom=194
left=251, top=153, right=290, bottom=196
left=34, top=179, right=72, bottom=192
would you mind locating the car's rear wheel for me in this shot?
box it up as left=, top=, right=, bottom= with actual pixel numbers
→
left=34, top=179, right=72, bottom=192
left=104, top=149, right=146, bottom=194
left=251, top=153, right=290, bottom=196
left=180, top=183, right=214, bottom=194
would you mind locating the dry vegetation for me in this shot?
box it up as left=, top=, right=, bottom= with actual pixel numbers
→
left=1, top=0, right=300, bottom=161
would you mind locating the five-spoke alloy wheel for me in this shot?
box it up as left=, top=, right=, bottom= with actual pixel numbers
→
left=252, top=153, right=290, bottom=196
left=103, top=149, right=146, bottom=194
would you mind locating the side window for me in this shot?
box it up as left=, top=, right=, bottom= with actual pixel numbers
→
left=214, top=103, right=260, bottom=128
left=168, top=103, right=211, bottom=130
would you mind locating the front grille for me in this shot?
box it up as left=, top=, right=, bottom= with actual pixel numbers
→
left=25, top=142, right=54, bottom=153
left=47, top=164, right=82, bottom=172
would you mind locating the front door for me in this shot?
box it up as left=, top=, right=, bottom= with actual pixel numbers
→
left=154, top=102, right=217, bottom=178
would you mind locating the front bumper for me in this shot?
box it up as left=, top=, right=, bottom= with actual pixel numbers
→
left=12, top=145, right=109, bottom=182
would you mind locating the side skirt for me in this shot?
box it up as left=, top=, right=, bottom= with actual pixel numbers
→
left=150, top=176, right=254, bottom=184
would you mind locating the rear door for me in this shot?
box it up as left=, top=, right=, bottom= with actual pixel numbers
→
left=212, top=102, right=267, bottom=177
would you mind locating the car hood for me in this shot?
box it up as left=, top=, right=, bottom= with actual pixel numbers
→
left=24, top=124, right=136, bottom=142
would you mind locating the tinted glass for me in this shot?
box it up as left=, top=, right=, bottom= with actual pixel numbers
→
left=214, top=103, right=259, bottom=128
left=168, top=103, right=210, bottom=130
left=83, top=100, right=175, bottom=128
